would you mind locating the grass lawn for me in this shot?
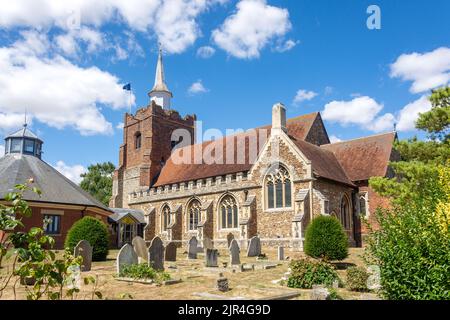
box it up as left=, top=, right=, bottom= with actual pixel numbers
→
left=0, top=247, right=380, bottom=300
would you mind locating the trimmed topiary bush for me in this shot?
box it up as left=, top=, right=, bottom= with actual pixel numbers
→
left=304, top=215, right=348, bottom=261
left=346, top=266, right=369, bottom=292
left=65, top=216, right=109, bottom=261
left=287, top=258, right=340, bottom=289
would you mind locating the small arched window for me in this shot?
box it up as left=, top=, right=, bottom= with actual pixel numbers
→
left=188, top=199, right=201, bottom=231
left=161, top=204, right=171, bottom=231
left=135, top=132, right=142, bottom=149
left=359, top=192, right=368, bottom=217
left=266, top=165, right=292, bottom=209
left=219, top=195, right=238, bottom=229
left=340, top=195, right=351, bottom=229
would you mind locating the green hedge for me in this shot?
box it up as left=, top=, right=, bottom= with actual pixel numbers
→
left=304, top=215, right=348, bottom=261
left=64, top=216, right=109, bottom=261
left=287, top=258, right=340, bottom=289
left=346, top=266, right=369, bottom=292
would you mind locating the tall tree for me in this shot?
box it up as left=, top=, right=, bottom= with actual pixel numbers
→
left=79, top=162, right=115, bottom=206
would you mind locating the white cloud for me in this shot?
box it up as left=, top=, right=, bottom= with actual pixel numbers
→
left=0, top=144, right=4, bottom=156
left=0, top=113, right=32, bottom=133
left=0, top=31, right=133, bottom=136
left=197, top=46, right=216, bottom=58
left=293, top=89, right=317, bottom=105
left=212, top=0, right=292, bottom=59
left=390, top=47, right=450, bottom=93
left=367, top=113, right=396, bottom=132
left=55, top=27, right=105, bottom=57
left=116, top=122, right=124, bottom=130
left=53, top=160, right=86, bottom=185
left=329, top=135, right=342, bottom=143
left=396, top=95, right=432, bottom=132
left=274, top=39, right=298, bottom=53
left=188, top=80, right=208, bottom=95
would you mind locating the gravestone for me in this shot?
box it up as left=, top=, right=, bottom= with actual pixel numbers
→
left=188, top=236, right=198, bottom=259
left=203, top=237, right=214, bottom=250
left=132, top=236, right=148, bottom=262
left=246, top=236, right=261, bottom=257
left=229, top=239, right=240, bottom=265
left=148, top=236, right=164, bottom=270
left=217, top=277, right=229, bottom=292
left=165, top=241, right=177, bottom=262
left=74, top=240, right=92, bottom=272
left=226, top=233, right=234, bottom=247
left=205, top=248, right=219, bottom=267
left=310, top=285, right=331, bottom=300
left=116, top=243, right=138, bottom=274
left=277, top=246, right=284, bottom=261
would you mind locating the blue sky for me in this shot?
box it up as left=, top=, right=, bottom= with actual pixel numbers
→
left=0, top=0, right=449, bottom=182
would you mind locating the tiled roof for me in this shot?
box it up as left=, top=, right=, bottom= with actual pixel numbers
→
left=321, top=132, right=396, bottom=181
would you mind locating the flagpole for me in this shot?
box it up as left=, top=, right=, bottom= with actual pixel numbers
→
left=129, top=89, right=132, bottom=115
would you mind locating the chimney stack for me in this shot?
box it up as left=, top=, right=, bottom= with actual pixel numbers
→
left=272, top=103, right=287, bottom=134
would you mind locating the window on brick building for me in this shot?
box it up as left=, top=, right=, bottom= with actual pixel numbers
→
left=135, top=132, right=142, bottom=149
left=359, top=192, right=369, bottom=217
left=188, top=199, right=201, bottom=231
left=43, top=214, right=61, bottom=235
left=219, top=195, right=238, bottom=229
left=265, top=164, right=292, bottom=209
left=161, top=204, right=171, bottom=232
left=340, top=195, right=351, bottom=229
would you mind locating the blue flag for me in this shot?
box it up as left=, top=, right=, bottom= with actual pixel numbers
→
left=123, top=83, right=131, bottom=91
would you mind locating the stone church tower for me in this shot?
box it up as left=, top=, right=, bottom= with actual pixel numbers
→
left=110, top=49, right=196, bottom=208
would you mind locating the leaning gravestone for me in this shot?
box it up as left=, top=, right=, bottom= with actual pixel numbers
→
left=165, top=242, right=177, bottom=262
left=116, top=243, right=138, bottom=274
left=148, top=236, right=164, bottom=271
left=203, top=237, right=214, bottom=250
left=74, top=240, right=93, bottom=272
left=188, top=236, right=198, bottom=259
left=226, top=233, right=234, bottom=247
left=205, top=248, right=219, bottom=267
left=229, top=239, right=240, bottom=265
left=132, top=236, right=148, bottom=263
left=246, top=236, right=261, bottom=257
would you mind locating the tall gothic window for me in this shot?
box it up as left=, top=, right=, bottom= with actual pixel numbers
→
left=161, top=204, right=171, bottom=231
left=135, top=132, right=142, bottom=149
left=265, top=165, right=292, bottom=209
left=340, top=195, right=351, bottom=229
left=188, top=199, right=201, bottom=231
left=219, top=195, right=238, bottom=229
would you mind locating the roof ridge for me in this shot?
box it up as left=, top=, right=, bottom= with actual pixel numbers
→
left=323, top=131, right=395, bottom=146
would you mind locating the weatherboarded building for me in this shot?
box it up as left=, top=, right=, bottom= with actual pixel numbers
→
left=110, top=50, right=397, bottom=249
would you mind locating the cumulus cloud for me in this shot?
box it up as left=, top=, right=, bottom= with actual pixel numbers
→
left=55, top=26, right=105, bottom=56
left=390, top=47, right=450, bottom=93
left=396, top=95, right=432, bottom=132
left=0, top=113, right=32, bottom=133
left=0, top=144, right=4, bottom=156
left=293, top=89, right=317, bottom=105
left=0, top=31, right=132, bottom=135
left=274, top=39, right=298, bottom=53
left=116, top=122, right=124, bottom=130
left=329, top=135, right=342, bottom=143
left=53, top=160, right=86, bottom=185
left=197, top=46, right=216, bottom=58
left=188, top=80, right=208, bottom=95
left=212, top=0, right=292, bottom=59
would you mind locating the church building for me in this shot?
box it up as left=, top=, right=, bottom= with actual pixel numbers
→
left=110, top=49, right=398, bottom=250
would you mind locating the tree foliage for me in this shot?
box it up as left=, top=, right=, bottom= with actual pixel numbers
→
left=79, top=162, right=115, bottom=206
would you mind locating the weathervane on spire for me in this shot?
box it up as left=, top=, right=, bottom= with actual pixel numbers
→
left=148, top=41, right=173, bottom=109
left=24, top=108, right=28, bottom=127
left=393, top=122, right=397, bottom=132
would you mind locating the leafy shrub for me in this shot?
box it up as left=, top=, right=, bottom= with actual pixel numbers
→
left=346, top=266, right=369, bottom=292
left=304, top=215, right=348, bottom=261
left=65, top=216, right=109, bottom=261
left=119, top=263, right=170, bottom=283
left=287, top=258, right=340, bottom=289
left=328, top=287, right=343, bottom=300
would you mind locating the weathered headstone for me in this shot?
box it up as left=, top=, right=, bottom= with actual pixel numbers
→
left=203, top=237, right=214, bottom=250
left=148, top=236, right=164, bottom=270
left=229, top=239, right=240, bottom=265
left=205, top=248, right=219, bottom=267
left=310, top=285, right=331, bottom=300
left=165, top=241, right=177, bottom=262
left=116, top=243, right=138, bottom=274
left=132, top=236, right=148, bottom=263
left=188, top=236, right=198, bottom=259
left=277, top=246, right=284, bottom=261
left=246, top=236, right=261, bottom=257
left=226, top=233, right=234, bottom=247
left=217, top=277, right=229, bottom=292
left=74, top=240, right=93, bottom=272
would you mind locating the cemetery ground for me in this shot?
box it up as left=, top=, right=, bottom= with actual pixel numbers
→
left=0, top=247, right=379, bottom=300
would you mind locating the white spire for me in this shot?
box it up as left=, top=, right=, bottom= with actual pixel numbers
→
left=149, top=43, right=172, bottom=109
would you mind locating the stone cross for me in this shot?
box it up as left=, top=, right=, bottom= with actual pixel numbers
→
left=116, top=243, right=138, bottom=275
left=74, top=240, right=92, bottom=272
left=277, top=246, right=285, bottom=261
left=246, top=236, right=261, bottom=257
left=148, top=236, right=165, bottom=271
left=165, top=241, right=177, bottom=262
left=132, top=236, right=148, bottom=263
left=188, top=236, right=198, bottom=259
left=205, top=248, right=219, bottom=267
left=229, top=239, right=240, bottom=265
